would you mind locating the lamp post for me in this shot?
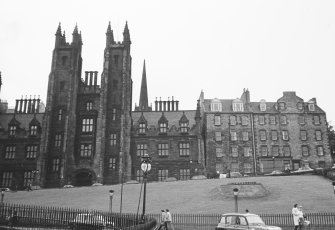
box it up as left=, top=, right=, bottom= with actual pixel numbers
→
left=233, top=188, right=239, bottom=212
left=1, top=189, right=4, bottom=204
left=272, top=156, right=275, bottom=172
left=140, top=153, right=152, bottom=222
left=109, top=190, right=114, bottom=213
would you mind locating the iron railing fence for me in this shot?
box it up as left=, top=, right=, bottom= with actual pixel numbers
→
left=0, top=203, right=334, bottom=230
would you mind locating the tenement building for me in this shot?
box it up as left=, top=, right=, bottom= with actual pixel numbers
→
left=0, top=23, right=332, bottom=189
left=200, top=89, right=332, bottom=176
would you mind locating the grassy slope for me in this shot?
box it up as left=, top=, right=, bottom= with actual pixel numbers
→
left=3, top=175, right=335, bottom=214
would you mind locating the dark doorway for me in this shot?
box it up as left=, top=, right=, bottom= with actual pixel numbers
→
left=75, top=171, right=93, bottom=186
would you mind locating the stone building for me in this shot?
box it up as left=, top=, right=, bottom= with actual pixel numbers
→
left=0, top=87, right=45, bottom=189
left=200, top=89, right=332, bottom=176
left=0, top=23, right=332, bottom=189
left=132, top=63, right=205, bottom=182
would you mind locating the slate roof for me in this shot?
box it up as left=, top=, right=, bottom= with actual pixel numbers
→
left=0, top=113, right=44, bottom=130
left=132, top=110, right=196, bottom=127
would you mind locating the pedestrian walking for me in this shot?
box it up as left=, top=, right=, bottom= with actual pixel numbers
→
left=157, top=209, right=167, bottom=230
left=165, top=209, right=174, bottom=230
left=292, top=204, right=300, bottom=230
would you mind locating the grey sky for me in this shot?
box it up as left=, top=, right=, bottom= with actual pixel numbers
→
left=1, top=0, right=335, bottom=123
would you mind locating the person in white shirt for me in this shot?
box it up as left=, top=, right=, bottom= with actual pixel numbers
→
left=157, top=210, right=167, bottom=230
left=292, top=204, right=300, bottom=230
left=165, top=209, right=174, bottom=230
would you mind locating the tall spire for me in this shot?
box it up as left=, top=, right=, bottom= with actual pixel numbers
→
left=56, top=22, right=62, bottom=36
left=72, top=23, right=80, bottom=45
left=55, top=23, right=62, bottom=47
left=106, top=21, right=114, bottom=47
left=139, top=60, right=149, bottom=111
left=123, top=21, right=131, bottom=45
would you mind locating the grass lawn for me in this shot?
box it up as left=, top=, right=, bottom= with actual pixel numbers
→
left=3, top=175, right=335, bottom=214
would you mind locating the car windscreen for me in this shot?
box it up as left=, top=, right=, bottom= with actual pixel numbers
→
left=246, top=215, right=266, bottom=226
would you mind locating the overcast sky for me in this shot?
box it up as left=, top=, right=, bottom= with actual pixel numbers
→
left=1, top=0, right=335, bottom=123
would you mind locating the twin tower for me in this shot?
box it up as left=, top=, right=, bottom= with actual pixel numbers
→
left=40, top=22, right=134, bottom=187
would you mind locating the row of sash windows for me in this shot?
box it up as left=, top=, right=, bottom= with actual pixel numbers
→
left=138, top=122, right=189, bottom=134
left=3, top=145, right=39, bottom=159
left=214, top=115, right=321, bottom=126
left=136, top=143, right=190, bottom=157
left=1, top=171, right=38, bottom=188
left=8, top=125, right=38, bottom=137
left=135, top=169, right=190, bottom=182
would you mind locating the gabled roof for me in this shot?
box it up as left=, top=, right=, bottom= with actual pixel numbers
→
left=132, top=110, right=196, bottom=128
left=137, top=112, right=147, bottom=123
left=158, top=112, right=168, bottom=123
left=8, top=117, right=21, bottom=126
left=179, top=112, right=189, bottom=123
left=29, top=116, right=41, bottom=126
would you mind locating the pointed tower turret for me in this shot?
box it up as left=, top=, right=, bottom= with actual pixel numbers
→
left=123, top=21, right=131, bottom=45
left=106, top=21, right=114, bottom=47
left=138, top=60, right=150, bottom=111
left=195, top=100, right=201, bottom=120
left=72, top=23, right=80, bottom=45
left=55, top=23, right=62, bottom=47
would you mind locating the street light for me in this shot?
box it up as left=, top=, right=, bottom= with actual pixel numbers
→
left=233, top=188, right=239, bottom=212
left=109, top=190, right=114, bottom=213
left=272, top=156, right=275, bottom=172
left=140, top=153, right=152, bottom=222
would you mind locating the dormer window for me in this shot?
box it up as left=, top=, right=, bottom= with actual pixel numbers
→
left=179, top=112, right=189, bottom=133
left=159, top=122, right=167, bottom=133
left=232, top=99, right=244, bottom=112
left=138, top=123, right=146, bottom=134
left=279, top=102, right=285, bottom=111
left=9, top=125, right=16, bottom=136
left=308, top=103, right=315, bottom=111
left=180, top=122, right=189, bottom=133
left=158, top=113, right=168, bottom=134
left=211, top=99, right=222, bottom=112
left=30, top=125, right=38, bottom=136
left=260, top=100, right=266, bottom=112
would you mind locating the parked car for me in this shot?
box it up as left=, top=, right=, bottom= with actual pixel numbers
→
left=215, top=213, right=282, bottom=230
left=230, top=172, right=243, bottom=178
left=69, top=213, right=115, bottom=230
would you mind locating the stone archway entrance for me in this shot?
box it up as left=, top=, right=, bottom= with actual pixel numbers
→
left=74, top=169, right=95, bottom=186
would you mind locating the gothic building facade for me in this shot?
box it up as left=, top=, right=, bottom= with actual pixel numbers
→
left=0, top=23, right=333, bottom=189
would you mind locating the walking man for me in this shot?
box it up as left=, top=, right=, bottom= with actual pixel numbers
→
left=292, top=204, right=300, bottom=230
left=157, top=209, right=167, bottom=230
left=165, top=209, right=174, bottom=230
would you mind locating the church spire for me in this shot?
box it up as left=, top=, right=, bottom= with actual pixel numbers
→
left=139, top=60, right=149, bottom=111
left=55, top=23, right=62, bottom=47
left=72, top=23, right=80, bottom=45
left=56, top=22, right=62, bottom=36
left=123, top=21, right=131, bottom=45
left=106, top=21, right=114, bottom=47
